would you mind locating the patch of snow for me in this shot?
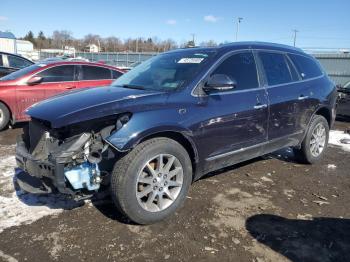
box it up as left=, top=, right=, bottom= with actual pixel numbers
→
left=327, top=164, right=337, bottom=169
left=0, top=144, right=79, bottom=233
left=261, top=176, right=273, bottom=183
left=328, top=130, right=350, bottom=152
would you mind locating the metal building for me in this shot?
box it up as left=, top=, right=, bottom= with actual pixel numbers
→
left=314, top=53, right=350, bottom=87
left=0, top=31, right=16, bottom=53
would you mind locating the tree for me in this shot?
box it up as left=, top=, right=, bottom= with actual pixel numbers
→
left=36, top=31, right=46, bottom=49
left=52, top=30, right=73, bottom=49
left=23, top=31, right=36, bottom=46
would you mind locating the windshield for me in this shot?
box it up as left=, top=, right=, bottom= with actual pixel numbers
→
left=0, top=64, right=42, bottom=81
left=112, top=50, right=215, bottom=91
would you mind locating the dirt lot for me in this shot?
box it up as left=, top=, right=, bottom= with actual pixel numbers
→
left=0, top=120, right=350, bottom=262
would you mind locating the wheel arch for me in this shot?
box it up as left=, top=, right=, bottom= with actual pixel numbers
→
left=0, top=99, right=13, bottom=122
left=314, top=106, right=332, bottom=128
left=137, top=131, right=199, bottom=179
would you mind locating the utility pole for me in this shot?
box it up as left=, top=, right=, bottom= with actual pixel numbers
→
left=293, top=29, right=298, bottom=47
left=235, top=17, right=243, bottom=41
left=191, top=33, right=195, bottom=46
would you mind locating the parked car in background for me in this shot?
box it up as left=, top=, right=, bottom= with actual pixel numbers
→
left=15, top=42, right=337, bottom=224
left=337, top=81, right=350, bottom=117
left=0, top=51, right=34, bottom=77
left=0, top=61, right=124, bottom=130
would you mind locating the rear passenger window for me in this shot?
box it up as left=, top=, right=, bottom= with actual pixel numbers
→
left=0, top=55, right=3, bottom=66
left=288, top=54, right=323, bottom=79
left=82, top=66, right=111, bottom=80
left=212, top=52, right=259, bottom=91
left=112, top=70, right=122, bottom=79
left=259, top=52, right=292, bottom=86
left=37, top=65, right=75, bottom=82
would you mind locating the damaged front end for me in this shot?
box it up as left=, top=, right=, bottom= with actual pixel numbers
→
left=15, top=114, right=130, bottom=200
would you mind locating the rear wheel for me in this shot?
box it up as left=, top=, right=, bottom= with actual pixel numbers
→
left=294, top=115, right=329, bottom=164
left=110, top=138, right=192, bottom=224
left=0, top=102, right=10, bottom=131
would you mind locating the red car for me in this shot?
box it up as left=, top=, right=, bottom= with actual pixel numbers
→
left=0, top=61, right=124, bottom=130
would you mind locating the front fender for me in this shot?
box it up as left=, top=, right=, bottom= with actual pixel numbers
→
left=105, top=110, right=194, bottom=152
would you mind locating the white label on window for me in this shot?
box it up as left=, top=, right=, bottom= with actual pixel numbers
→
left=177, top=58, right=204, bottom=64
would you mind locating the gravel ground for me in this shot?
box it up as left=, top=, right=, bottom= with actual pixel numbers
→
left=0, top=120, right=349, bottom=262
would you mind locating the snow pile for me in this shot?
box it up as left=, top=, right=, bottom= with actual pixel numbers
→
left=328, top=130, right=350, bottom=152
left=0, top=145, right=77, bottom=233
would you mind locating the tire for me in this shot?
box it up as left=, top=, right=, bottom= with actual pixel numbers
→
left=110, top=137, right=192, bottom=224
left=0, top=102, right=10, bottom=131
left=294, top=115, right=329, bottom=164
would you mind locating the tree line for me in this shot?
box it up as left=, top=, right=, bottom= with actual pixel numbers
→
left=21, top=30, right=219, bottom=53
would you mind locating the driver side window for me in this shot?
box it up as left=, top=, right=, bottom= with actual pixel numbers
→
left=212, top=52, right=259, bottom=91
left=37, top=65, right=75, bottom=83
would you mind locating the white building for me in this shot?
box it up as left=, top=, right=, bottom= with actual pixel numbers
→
left=16, top=39, right=34, bottom=58
left=0, top=31, right=16, bottom=53
left=86, top=44, right=99, bottom=53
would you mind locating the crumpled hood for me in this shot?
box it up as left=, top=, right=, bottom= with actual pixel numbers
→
left=27, top=85, right=164, bottom=128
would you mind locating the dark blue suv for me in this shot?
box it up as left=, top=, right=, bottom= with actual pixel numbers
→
left=16, top=42, right=337, bottom=224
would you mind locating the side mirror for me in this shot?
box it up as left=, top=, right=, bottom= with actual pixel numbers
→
left=204, top=74, right=236, bottom=92
left=27, top=76, right=43, bottom=85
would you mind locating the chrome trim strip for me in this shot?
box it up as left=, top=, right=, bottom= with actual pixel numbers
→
left=205, top=130, right=304, bottom=161
left=206, top=142, right=264, bottom=161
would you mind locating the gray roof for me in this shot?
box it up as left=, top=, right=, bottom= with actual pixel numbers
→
left=0, top=31, right=16, bottom=39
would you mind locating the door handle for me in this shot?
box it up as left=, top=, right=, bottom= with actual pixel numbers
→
left=254, top=104, right=267, bottom=110
left=298, top=95, right=309, bottom=100
left=65, top=86, right=76, bottom=90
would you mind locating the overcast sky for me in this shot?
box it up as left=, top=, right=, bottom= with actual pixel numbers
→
left=1, top=0, right=350, bottom=48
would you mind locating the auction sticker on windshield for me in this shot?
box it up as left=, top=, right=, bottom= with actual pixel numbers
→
left=177, top=58, right=204, bottom=64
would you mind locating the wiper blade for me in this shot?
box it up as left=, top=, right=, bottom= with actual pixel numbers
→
left=121, top=84, right=145, bottom=90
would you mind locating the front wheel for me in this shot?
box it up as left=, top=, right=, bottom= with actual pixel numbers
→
left=294, top=115, right=329, bottom=164
left=110, top=138, right=192, bottom=224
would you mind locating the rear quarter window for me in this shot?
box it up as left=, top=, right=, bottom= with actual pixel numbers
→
left=288, top=54, right=323, bottom=79
left=0, top=55, right=3, bottom=67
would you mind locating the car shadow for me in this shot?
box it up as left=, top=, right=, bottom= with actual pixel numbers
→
left=246, top=214, right=350, bottom=262
left=12, top=170, right=82, bottom=210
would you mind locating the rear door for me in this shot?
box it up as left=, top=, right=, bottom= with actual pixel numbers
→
left=77, top=65, right=115, bottom=89
left=257, top=51, right=303, bottom=150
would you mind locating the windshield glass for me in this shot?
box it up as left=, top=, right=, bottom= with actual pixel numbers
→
left=112, top=50, right=215, bottom=91
left=0, top=64, right=42, bottom=81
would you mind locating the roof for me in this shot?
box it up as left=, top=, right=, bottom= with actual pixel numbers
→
left=0, top=31, right=16, bottom=39
left=168, top=41, right=306, bottom=57
left=35, top=61, right=124, bottom=72
left=0, top=51, right=33, bottom=63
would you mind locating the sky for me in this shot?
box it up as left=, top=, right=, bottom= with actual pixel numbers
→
left=1, top=0, right=350, bottom=49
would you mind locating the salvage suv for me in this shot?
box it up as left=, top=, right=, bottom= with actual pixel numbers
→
left=16, top=42, right=337, bottom=224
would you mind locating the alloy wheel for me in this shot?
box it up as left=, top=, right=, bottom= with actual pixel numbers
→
left=136, top=154, right=184, bottom=212
left=310, top=122, right=326, bottom=157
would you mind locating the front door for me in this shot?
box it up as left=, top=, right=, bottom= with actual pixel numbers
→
left=194, top=51, right=268, bottom=172
left=35, top=64, right=78, bottom=98
left=15, top=65, right=77, bottom=120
